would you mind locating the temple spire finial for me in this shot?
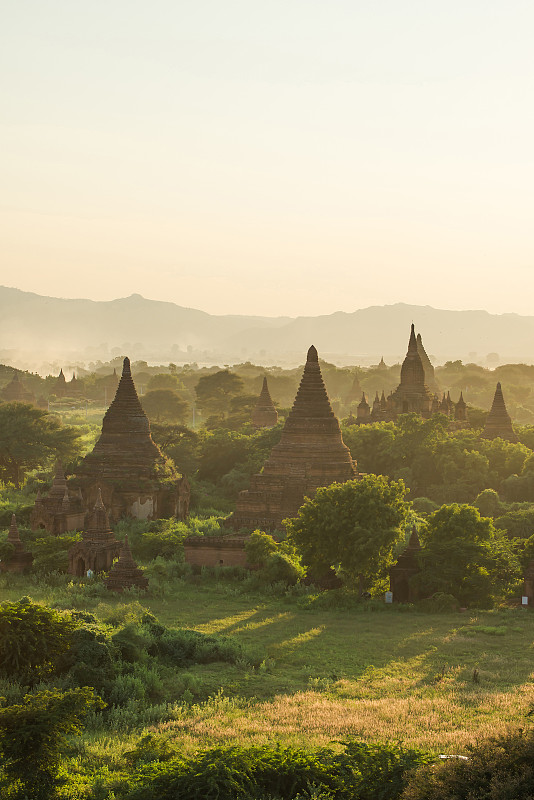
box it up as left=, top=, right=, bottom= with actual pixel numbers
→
left=307, top=345, right=318, bottom=363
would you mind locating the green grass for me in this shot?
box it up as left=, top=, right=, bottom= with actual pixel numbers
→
left=2, top=572, right=534, bottom=766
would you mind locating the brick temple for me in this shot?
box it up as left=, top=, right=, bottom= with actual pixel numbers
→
left=481, top=382, right=518, bottom=442
left=350, top=325, right=466, bottom=426
left=31, top=463, right=85, bottom=534
left=227, top=345, right=357, bottom=532
left=68, top=489, right=121, bottom=576
left=251, top=377, right=278, bottom=428
left=72, top=357, right=190, bottom=522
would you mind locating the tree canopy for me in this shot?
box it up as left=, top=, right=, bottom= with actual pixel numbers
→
left=0, top=403, right=83, bottom=487
left=286, top=475, right=410, bottom=589
left=415, top=503, right=519, bottom=605
left=141, top=389, right=189, bottom=424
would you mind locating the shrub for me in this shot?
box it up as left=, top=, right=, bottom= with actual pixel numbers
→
left=0, top=598, right=76, bottom=684
left=123, top=739, right=429, bottom=800
left=402, top=728, right=534, bottom=799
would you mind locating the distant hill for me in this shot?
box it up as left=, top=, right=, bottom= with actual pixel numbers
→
left=1, top=286, right=534, bottom=369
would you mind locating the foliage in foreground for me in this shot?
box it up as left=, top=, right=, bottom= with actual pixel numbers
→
left=121, top=738, right=430, bottom=800
left=0, top=687, right=103, bottom=800
left=402, top=727, right=534, bottom=800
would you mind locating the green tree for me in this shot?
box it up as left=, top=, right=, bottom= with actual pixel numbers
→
left=195, top=370, right=244, bottom=418
left=141, top=389, right=189, bottom=424
left=0, top=403, right=83, bottom=487
left=147, top=373, right=186, bottom=392
left=416, top=504, right=520, bottom=605
left=0, top=598, right=76, bottom=683
left=151, top=424, right=200, bottom=476
left=286, top=475, right=410, bottom=591
left=0, top=687, right=104, bottom=800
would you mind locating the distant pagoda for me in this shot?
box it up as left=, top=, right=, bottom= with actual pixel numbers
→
left=227, top=345, right=357, bottom=532
left=68, top=489, right=121, bottom=576
left=0, top=515, right=33, bottom=573
left=251, top=377, right=278, bottom=428
left=105, top=534, right=148, bottom=592
left=1, top=371, right=35, bottom=404
left=72, top=357, right=190, bottom=522
left=388, top=325, right=433, bottom=415
left=481, top=382, right=518, bottom=442
left=53, top=369, right=69, bottom=397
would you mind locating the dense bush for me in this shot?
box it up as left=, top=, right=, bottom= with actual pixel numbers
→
left=402, top=728, right=534, bottom=800
left=0, top=598, right=76, bottom=684
left=123, top=738, right=430, bottom=800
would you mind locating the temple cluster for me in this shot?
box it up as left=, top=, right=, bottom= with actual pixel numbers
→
left=0, top=325, right=521, bottom=593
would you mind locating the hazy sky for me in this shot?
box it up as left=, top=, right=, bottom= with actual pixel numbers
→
left=2, top=1, right=534, bottom=317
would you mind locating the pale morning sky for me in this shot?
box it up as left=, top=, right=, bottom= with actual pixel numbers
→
left=1, top=1, right=534, bottom=317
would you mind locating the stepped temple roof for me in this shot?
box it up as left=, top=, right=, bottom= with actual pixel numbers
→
left=0, top=515, right=33, bottom=573
left=481, top=382, right=518, bottom=442
left=227, top=345, right=357, bottom=531
left=251, top=377, right=278, bottom=428
left=72, top=357, right=190, bottom=521
left=68, top=489, right=121, bottom=576
left=105, top=534, right=148, bottom=592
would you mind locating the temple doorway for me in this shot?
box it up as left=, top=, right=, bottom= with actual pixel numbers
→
left=75, top=557, right=86, bottom=577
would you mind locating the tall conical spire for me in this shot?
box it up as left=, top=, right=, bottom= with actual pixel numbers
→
left=400, top=325, right=426, bottom=386
left=251, top=377, right=278, bottom=428
left=228, top=345, right=357, bottom=531
left=455, top=391, right=468, bottom=422
left=482, top=383, right=518, bottom=442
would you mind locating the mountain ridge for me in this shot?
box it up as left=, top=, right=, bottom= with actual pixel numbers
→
left=1, top=286, right=534, bottom=368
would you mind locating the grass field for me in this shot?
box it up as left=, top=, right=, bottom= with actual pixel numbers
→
left=2, top=572, right=534, bottom=770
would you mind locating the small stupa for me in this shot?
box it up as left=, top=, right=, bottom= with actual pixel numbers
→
left=72, top=357, right=190, bottom=521
left=105, top=534, right=148, bottom=593
left=68, top=489, right=121, bottom=576
left=251, top=377, right=278, bottom=428
left=0, top=515, right=33, bottom=573
left=481, top=383, right=518, bottom=442
left=227, top=345, right=357, bottom=531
